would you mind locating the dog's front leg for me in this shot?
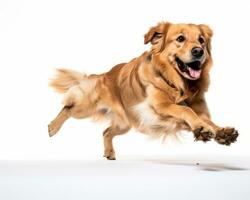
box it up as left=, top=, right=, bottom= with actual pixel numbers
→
left=187, top=96, right=239, bottom=145
left=153, top=103, right=215, bottom=142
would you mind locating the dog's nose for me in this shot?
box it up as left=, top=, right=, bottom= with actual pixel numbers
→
left=191, top=47, right=204, bottom=58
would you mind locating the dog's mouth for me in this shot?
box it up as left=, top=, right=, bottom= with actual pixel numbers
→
left=175, top=57, right=202, bottom=79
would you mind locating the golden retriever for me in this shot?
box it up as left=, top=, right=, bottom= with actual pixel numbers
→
left=48, top=21, right=238, bottom=160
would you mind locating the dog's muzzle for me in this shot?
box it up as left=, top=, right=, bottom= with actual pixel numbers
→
left=175, top=57, right=202, bottom=79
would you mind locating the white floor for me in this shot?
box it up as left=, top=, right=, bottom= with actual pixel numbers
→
left=0, top=155, right=250, bottom=200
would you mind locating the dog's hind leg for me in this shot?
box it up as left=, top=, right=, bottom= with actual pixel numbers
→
left=48, top=105, right=72, bottom=137
left=103, top=125, right=130, bottom=160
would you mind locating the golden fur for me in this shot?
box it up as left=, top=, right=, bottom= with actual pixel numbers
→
left=48, top=21, right=238, bottom=160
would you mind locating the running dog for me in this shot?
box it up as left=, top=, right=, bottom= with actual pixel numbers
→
left=48, top=21, right=239, bottom=160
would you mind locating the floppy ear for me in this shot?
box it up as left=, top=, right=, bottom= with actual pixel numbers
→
left=144, top=22, right=170, bottom=45
left=199, top=24, right=213, bottom=38
left=199, top=24, right=213, bottom=54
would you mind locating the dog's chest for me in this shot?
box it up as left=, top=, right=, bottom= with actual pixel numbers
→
left=132, top=101, right=179, bottom=134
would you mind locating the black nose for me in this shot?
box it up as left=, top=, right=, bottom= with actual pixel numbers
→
left=191, top=47, right=204, bottom=58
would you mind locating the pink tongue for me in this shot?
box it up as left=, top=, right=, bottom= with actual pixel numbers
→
left=188, top=67, right=201, bottom=78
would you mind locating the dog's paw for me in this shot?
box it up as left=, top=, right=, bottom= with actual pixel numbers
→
left=48, top=121, right=60, bottom=137
left=215, top=127, right=239, bottom=146
left=103, top=150, right=116, bottom=160
left=193, top=126, right=215, bottom=142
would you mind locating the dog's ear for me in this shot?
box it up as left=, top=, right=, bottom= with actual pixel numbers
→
left=199, top=24, right=213, bottom=54
left=199, top=24, right=213, bottom=39
left=144, top=22, right=170, bottom=45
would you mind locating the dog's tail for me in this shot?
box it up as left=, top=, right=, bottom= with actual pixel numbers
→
left=49, top=68, right=87, bottom=93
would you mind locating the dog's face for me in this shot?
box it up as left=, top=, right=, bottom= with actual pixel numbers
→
left=145, top=22, right=213, bottom=80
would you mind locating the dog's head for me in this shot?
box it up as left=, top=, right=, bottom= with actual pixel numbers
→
left=144, top=22, right=213, bottom=80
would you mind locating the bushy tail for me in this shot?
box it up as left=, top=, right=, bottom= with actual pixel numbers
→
left=50, top=68, right=87, bottom=93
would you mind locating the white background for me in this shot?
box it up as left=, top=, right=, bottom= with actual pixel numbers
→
left=1, top=1, right=250, bottom=200
left=0, top=0, right=250, bottom=161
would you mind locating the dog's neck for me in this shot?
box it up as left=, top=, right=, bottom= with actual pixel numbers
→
left=151, top=54, right=185, bottom=90
left=146, top=52, right=201, bottom=102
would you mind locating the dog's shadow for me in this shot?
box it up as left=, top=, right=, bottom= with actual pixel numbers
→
left=144, top=159, right=249, bottom=171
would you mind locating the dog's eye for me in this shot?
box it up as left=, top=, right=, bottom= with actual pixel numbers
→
left=198, top=36, right=205, bottom=44
left=176, top=35, right=185, bottom=42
